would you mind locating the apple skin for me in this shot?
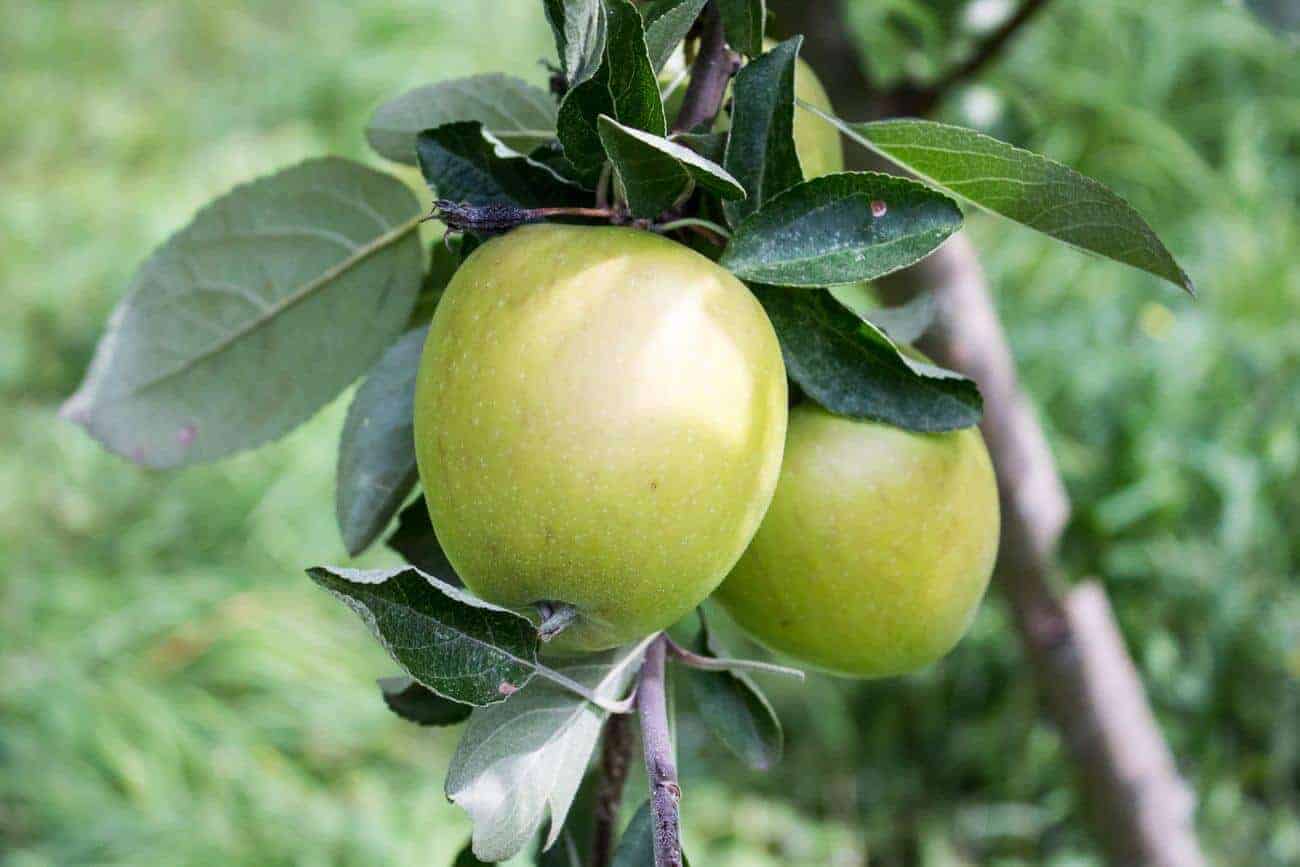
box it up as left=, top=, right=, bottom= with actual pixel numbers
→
left=787, top=49, right=844, bottom=179
left=414, top=224, right=788, bottom=652
left=713, top=405, right=1000, bottom=678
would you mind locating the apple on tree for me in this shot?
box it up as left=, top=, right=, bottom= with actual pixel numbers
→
left=62, top=0, right=1194, bottom=863
left=714, top=405, right=1000, bottom=677
left=414, top=223, right=788, bottom=652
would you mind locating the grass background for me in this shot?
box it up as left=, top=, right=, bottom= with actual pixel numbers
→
left=1, top=1, right=1296, bottom=864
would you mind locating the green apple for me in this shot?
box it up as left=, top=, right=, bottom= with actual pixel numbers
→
left=786, top=46, right=844, bottom=179
left=662, top=41, right=844, bottom=178
left=713, top=405, right=1000, bottom=677
left=414, top=224, right=788, bottom=652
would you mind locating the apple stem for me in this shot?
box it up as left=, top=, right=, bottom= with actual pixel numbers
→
left=536, top=601, right=581, bottom=641
left=671, top=1, right=739, bottom=134
left=637, top=634, right=684, bottom=867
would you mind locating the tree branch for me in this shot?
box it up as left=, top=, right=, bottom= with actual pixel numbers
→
left=671, top=2, right=737, bottom=133
left=875, top=233, right=1206, bottom=867
left=933, top=0, right=1053, bottom=96
left=637, top=635, right=682, bottom=867
left=591, top=713, right=635, bottom=867
left=895, top=0, right=1054, bottom=116
left=769, top=0, right=1052, bottom=119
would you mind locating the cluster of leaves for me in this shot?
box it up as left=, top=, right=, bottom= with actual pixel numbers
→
left=60, top=0, right=1191, bottom=864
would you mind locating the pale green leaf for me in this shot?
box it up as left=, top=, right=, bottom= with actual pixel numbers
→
left=447, top=642, right=650, bottom=862
left=335, top=326, right=427, bottom=556
left=62, top=158, right=424, bottom=468
left=366, top=74, right=558, bottom=165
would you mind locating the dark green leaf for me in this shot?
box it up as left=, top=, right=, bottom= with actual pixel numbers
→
left=806, top=111, right=1195, bottom=294
left=545, top=0, right=609, bottom=87
left=829, top=283, right=938, bottom=346
left=673, top=130, right=728, bottom=165
left=597, top=115, right=744, bottom=217
left=410, top=236, right=463, bottom=326
left=537, top=831, right=584, bottom=867
left=416, top=121, right=585, bottom=208
left=61, top=158, right=423, bottom=469
left=641, top=0, right=710, bottom=72
left=684, top=620, right=782, bottom=771
left=386, top=497, right=463, bottom=587
left=751, top=285, right=983, bottom=431
left=536, top=779, right=597, bottom=867
left=448, top=643, right=650, bottom=862
left=365, top=74, right=557, bottom=165
left=609, top=800, right=693, bottom=867
left=335, top=327, right=427, bottom=556
left=722, top=36, right=803, bottom=227
left=557, top=0, right=667, bottom=178
left=717, top=0, right=765, bottom=56
left=720, top=172, right=963, bottom=287
left=378, top=675, right=473, bottom=727
left=453, top=839, right=492, bottom=866
left=557, top=77, right=619, bottom=181
left=599, top=0, right=667, bottom=136
left=610, top=800, right=654, bottom=867
left=306, top=565, right=539, bottom=707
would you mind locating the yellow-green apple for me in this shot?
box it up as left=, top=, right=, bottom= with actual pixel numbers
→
left=714, top=405, right=999, bottom=677
left=414, top=224, right=788, bottom=652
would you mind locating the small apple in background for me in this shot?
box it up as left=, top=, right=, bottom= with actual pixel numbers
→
left=714, top=404, right=1000, bottom=678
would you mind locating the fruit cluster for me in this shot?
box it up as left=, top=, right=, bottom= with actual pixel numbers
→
left=414, top=58, right=999, bottom=676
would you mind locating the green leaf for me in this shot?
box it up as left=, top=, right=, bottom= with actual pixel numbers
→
left=378, top=675, right=473, bottom=727
left=365, top=74, right=558, bottom=166
left=410, top=236, right=463, bottom=327
left=717, top=0, right=766, bottom=56
left=306, top=565, right=539, bottom=707
left=610, top=800, right=653, bottom=867
left=751, top=285, right=983, bottom=432
left=829, top=283, right=938, bottom=345
left=672, top=130, right=728, bottom=165
left=722, top=36, right=803, bottom=227
left=641, top=0, right=709, bottom=72
left=386, top=497, right=463, bottom=587
left=453, top=839, right=492, bottom=866
left=557, top=0, right=667, bottom=178
left=416, top=121, right=585, bottom=208
left=597, top=114, right=745, bottom=217
left=683, top=620, right=782, bottom=771
left=720, top=172, right=963, bottom=287
left=806, top=111, right=1195, bottom=294
left=61, top=158, right=423, bottom=469
left=536, top=829, right=586, bottom=867
left=545, top=0, right=609, bottom=87
left=609, top=801, right=694, bottom=867
left=335, top=327, right=427, bottom=556
left=447, top=642, right=650, bottom=862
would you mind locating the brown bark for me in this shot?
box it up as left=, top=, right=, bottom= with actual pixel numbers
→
left=769, top=2, right=1207, bottom=864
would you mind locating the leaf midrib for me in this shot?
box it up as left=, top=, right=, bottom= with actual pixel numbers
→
left=130, top=212, right=422, bottom=398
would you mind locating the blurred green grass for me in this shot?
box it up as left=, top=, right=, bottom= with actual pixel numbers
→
left=2, top=1, right=1296, bottom=865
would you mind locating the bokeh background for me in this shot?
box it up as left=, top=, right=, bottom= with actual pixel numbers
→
left=2, top=1, right=1296, bottom=864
